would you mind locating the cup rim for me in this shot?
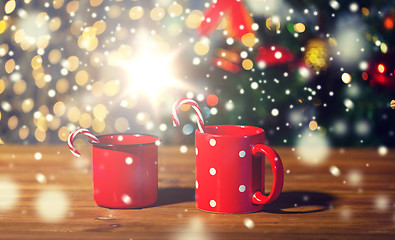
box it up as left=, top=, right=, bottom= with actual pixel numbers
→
left=196, top=125, right=264, bottom=137
left=89, top=133, right=160, bottom=147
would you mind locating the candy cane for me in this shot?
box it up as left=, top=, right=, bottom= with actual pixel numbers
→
left=68, top=128, right=99, bottom=158
left=172, top=98, right=205, bottom=133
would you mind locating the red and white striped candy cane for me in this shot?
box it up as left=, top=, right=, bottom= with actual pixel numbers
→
left=172, top=98, right=205, bottom=133
left=68, top=128, right=99, bottom=158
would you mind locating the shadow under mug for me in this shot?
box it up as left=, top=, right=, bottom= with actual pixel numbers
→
left=89, top=134, right=159, bottom=209
left=195, top=125, right=284, bottom=213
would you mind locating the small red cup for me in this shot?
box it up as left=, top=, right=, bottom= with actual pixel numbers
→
left=90, top=134, right=159, bottom=208
left=195, top=125, right=284, bottom=213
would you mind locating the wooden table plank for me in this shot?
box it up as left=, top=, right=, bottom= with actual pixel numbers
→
left=0, top=145, right=394, bottom=239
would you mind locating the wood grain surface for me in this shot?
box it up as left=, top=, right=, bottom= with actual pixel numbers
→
left=0, top=144, right=394, bottom=239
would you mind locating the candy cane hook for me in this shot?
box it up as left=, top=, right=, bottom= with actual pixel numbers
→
left=172, top=98, right=205, bottom=133
left=68, top=128, right=99, bottom=157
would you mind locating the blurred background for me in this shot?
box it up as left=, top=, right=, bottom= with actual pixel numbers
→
left=0, top=0, right=394, bottom=151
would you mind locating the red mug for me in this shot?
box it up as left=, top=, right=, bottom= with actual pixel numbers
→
left=195, top=125, right=284, bottom=213
left=70, top=131, right=159, bottom=209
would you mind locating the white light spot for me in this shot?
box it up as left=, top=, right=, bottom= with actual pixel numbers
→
left=209, top=168, right=216, bottom=176
left=35, top=173, right=47, bottom=183
left=122, top=194, right=132, bottom=204
left=239, top=150, right=246, bottom=158
left=159, top=123, right=167, bottom=131
left=374, top=195, right=389, bottom=212
left=192, top=57, right=200, bottom=65
left=244, top=218, right=255, bottom=229
left=125, top=157, right=133, bottom=165
left=209, top=138, right=216, bottom=146
left=251, top=23, right=259, bottom=31
left=271, top=108, right=279, bottom=116
left=251, top=82, right=258, bottom=89
left=343, top=99, right=354, bottom=109
left=239, top=185, right=246, bottom=192
left=195, top=180, right=199, bottom=189
left=180, top=145, right=188, bottom=154
left=347, top=170, right=362, bottom=186
left=35, top=190, right=69, bottom=222
left=378, top=146, right=388, bottom=156
left=296, top=130, right=329, bottom=165
left=34, top=152, right=43, bottom=160
left=329, top=166, right=341, bottom=177
left=359, top=61, right=368, bottom=71
left=329, top=0, right=340, bottom=10
left=0, top=179, right=19, bottom=211
left=209, top=200, right=216, bottom=207
left=349, top=2, right=359, bottom=12
left=274, top=51, right=282, bottom=59
left=240, top=51, right=248, bottom=58
left=195, top=148, right=198, bottom=156
left=355, top=120, right=370, bottom=136
left=118, top=136, right=124, bottom=141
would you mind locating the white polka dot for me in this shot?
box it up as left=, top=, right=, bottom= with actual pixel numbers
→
left=195, top=180, right=199, bottom=189
left=239, top=150, right=246, bottom=158
left=239, top=185, right=246, bottom=192
left=118, top=136, right=124, bottom=141
left=195, top=148, right=198, bottom=156
left=210, top=200, right=216, bottom=207
left=209, top=168, right=216, bottom=175
left=125, top=157, right=133, bottom=165
left=209, top=138, right=216, bottom=146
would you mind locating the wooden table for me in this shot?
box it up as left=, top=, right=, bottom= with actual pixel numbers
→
left=0, top=144, right=394, bottom=239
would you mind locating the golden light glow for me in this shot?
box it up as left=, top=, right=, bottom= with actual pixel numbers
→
left=185, top=10, right=203, bottom=29
left=0, top=79, right=5, bottom=94
left=168, top=2, right=183, bottom=17
left=107, top=5, right=122, bottom=19
left=48, top=49, right=61, bottom=64
left=5, top=0, right=16, bottom=14
left=129, top=6, right=144, bottom=20
left=53, top=0, right=64, bottom=9
left=304, top=39, right=329, bottom=71
left=90, top=0, right=103, bottom=7
left=0, top=20, right=7, bottom=34
left=294, top=23, right=306, bottom=33
left=93, top=104, right=107, bottom=121
left=123, top=48, right=181, bottom=101
left=5, top=59, right=15, bottom=74
left=93, top=20, right=106, bottom=35
left=194, top=40, right=210, bottom=56
left=309, top=120, right=318, bottom=131
left=49, top=17, right=62, bottom=32
left=242, top=59, right=253, bottom=70
left=65, top=56, right=79, bottom=71
left=151, top=7, right=165, bottom=21
left=266, top=17, right=280, bottom=31
left=66, top=1, right=79, bottom=14
left=241, top=33, right=256, bottom=47
left=75, top=70, right=89, bottom=86
left=341, top=73, right=352, bottom=84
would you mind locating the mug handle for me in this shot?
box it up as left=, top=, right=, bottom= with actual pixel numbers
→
left=251, top=144, right=284, bottom=205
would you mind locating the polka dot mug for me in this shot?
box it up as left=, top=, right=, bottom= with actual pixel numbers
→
left=195, top=125, right=284, bottom=213
left=70, top=131, right=160, bottom=209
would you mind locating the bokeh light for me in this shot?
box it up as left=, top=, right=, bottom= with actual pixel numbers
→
left=0, top=178, right=19, bottom=211
left=35, top=189, right=69, bottom=222
left=296, top=130, right=329, bottom=165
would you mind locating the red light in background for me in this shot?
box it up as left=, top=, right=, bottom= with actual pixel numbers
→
left=384, top=17, right=394, bottom=30
left=362, top=72, right=368, bottom=80
left=378, top=64, right=385, bottom=73
left=206, top=94, right=219, bottom=107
